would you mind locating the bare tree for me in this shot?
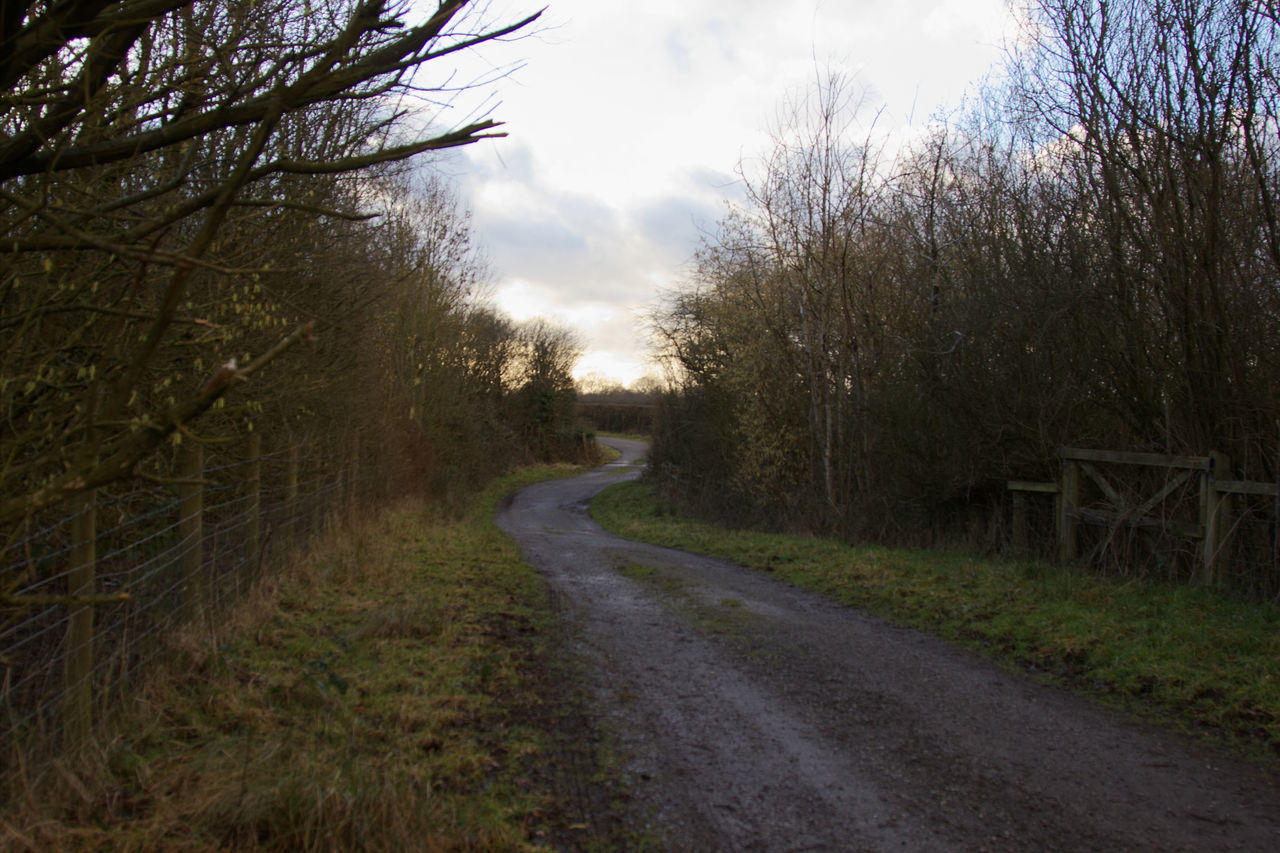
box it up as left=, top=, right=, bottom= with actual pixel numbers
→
left=650, top=0, right=1280, bottom=575
left=1009, top=0, right=1280, bottom=462
left=0, top=0, right=543, bottom=524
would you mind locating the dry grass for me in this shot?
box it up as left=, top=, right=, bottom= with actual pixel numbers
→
left=1, top=482, right=568, bottom=852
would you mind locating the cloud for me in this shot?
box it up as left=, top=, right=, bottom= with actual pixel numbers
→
left=480, top=200, right=593, bottom=257
left=450, top=139, right=727, bottom=381
left=458, top=140, right=721, bottom=286
left=633, top=191, right=722, bottom=259
left=432, top=0, right=1015, bottom=383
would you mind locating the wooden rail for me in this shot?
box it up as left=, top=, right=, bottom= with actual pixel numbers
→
left=1009, top=447, right=1277, bottom=583
left=1060, top=447, right=1209, bottom=470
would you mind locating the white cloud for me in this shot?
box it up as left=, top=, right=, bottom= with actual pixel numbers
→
left=430, top=0, right=1015, bottom=384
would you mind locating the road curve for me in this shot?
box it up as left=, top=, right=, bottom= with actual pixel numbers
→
left=497, top=437, right=1280, bottom=851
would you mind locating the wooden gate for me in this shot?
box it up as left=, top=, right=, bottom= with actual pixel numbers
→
left=1009, top=447, right=1278, bottom=582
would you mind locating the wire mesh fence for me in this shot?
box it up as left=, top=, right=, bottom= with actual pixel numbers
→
left=1, top=437, right=370, bottom=785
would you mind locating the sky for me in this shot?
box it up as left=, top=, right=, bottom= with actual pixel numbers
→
left=431, top=0, right=1017, bottom=386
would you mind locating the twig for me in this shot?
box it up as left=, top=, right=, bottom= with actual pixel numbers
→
left=0, top=322, right=316, bottom=526
left=2, top=592, right=130, bottom=607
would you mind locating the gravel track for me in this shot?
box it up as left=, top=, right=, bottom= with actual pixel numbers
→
left=497, top=438, right=1280, bottom=851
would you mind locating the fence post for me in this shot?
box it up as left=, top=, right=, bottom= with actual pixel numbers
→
left=244, top=431, right=262, bottom=593
left=178, top=441, right=204, bottom=622
left=286, top=443, right=299, bottom=542
left=62, top=489, right=96, bottom=752
left=1058, top=455, right=1080, bottom=561
left=346, top=432, right=360, bottom=517
left=1202, top=451, right=1231, bottom=584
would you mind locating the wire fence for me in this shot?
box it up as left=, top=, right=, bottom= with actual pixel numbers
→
left=1, top=437, right=372, bottom=786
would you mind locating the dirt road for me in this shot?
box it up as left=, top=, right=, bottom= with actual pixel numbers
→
left=496, top=438, right=1279, bottom=851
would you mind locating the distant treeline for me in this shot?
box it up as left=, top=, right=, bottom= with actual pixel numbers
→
left=648, top=0, right=1280, bottom=592
left=576, top=391, right=657, bottom=435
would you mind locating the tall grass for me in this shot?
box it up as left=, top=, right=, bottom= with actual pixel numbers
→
left=1, top=463, right=590, bottom=852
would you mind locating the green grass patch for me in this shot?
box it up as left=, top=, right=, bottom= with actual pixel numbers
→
left=2, top=462, right=603, bottom=852
left=619, top=562, right=656, bottom=581
left=594, top=431, right=651, bottom=442
left=592, top=480, right=1280, bottom=762
left=611, top=560, right=765, bottom=659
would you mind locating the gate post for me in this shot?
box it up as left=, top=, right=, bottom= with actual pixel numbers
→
left=1058, top=453, right=1080, bottom=561
left=1202, top=451, right=1231, bottom=583
left=1012, top=490, right=1028, bottom=552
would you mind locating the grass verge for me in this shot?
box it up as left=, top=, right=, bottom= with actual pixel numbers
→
left=1, top=462, right=616, bottom=851
left=592, top=480, right=1280, bottom=763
